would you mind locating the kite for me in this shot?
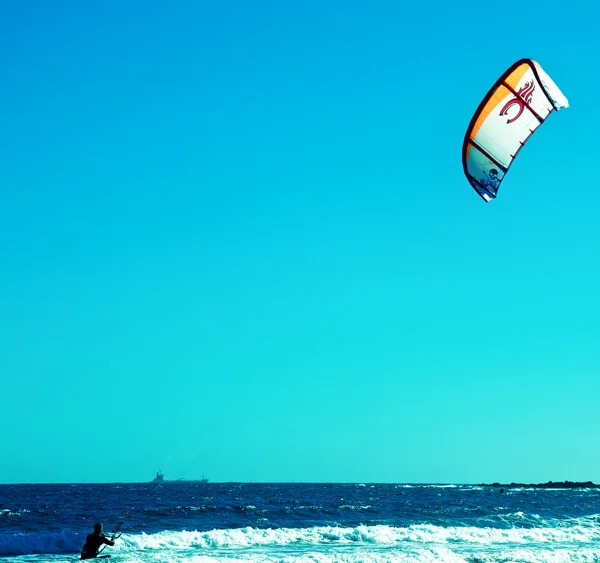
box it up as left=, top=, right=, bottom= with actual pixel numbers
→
left=462, top=59, right=569, bottom=202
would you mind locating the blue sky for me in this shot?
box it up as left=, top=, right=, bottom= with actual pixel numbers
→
left=1, top=0, right=599, bottom=484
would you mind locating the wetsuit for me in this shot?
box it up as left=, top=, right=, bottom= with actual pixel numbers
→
left=80, top=532, right=114, bottom=560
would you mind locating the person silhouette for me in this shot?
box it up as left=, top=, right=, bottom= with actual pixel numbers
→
left=80, top=523, right=115, bottom=560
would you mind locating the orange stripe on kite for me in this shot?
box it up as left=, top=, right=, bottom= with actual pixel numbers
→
left=469, top=64, right=529, bottom=141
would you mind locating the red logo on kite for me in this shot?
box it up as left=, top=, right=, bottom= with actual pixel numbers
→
left=500, top=81, right=535, bottom=123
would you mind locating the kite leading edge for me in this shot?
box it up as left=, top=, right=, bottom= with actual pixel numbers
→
left=462, top=59, right=569, bottom=202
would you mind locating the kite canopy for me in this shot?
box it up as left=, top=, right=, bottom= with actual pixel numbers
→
left=462, top=59, right=569, bottom=202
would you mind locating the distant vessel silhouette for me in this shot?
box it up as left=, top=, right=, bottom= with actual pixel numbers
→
left=176, top=475, right=209, bottom=483
left=151, top=470, right=208, bottom=483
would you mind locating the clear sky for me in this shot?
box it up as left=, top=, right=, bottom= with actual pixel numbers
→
left=1, top=0, right=599, bottom=485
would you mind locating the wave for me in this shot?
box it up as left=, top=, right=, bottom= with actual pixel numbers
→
left=0, top=530, right=82, bottom=556
left=122, top=520, right=600, bottom=550
left=3, top=518, right=600, bottom=557
left=0, top=509, right=31, bottom=518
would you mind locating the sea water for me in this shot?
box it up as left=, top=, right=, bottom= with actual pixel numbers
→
left=1, top=482, right=600, bottom=562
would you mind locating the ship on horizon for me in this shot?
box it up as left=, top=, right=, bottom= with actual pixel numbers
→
left=151, top=470, right=208, bottom=483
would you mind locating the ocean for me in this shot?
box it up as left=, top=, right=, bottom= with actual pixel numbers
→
left=1, top=482, right=600, bottom=562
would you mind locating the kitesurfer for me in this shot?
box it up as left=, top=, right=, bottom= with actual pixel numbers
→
left=80, top=523, right=115, bottom=560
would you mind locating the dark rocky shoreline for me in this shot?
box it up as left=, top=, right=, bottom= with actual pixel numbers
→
left=479, top=481, right=600, bottom=489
